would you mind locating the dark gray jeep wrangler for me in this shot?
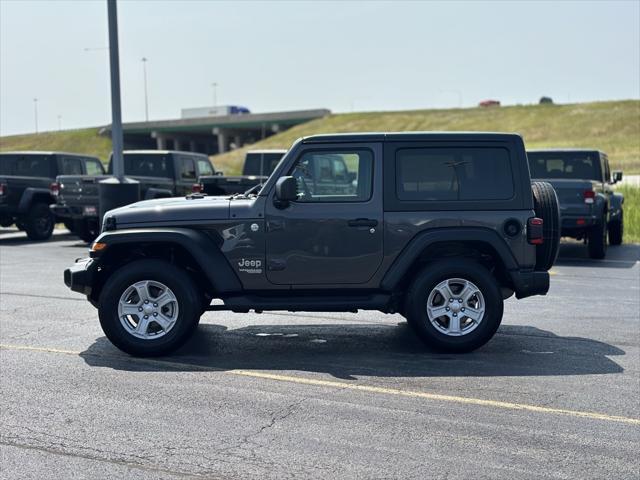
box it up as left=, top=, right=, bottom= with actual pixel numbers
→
left=64, top=133, right=559, bottom=356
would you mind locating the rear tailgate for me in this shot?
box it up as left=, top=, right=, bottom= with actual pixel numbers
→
left=536, top=179, right=597, bottom=217
left=57, top=175, right=109, bottom=215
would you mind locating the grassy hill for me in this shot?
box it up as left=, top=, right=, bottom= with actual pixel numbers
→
left=0, top=128, right=112, bottom=161
left=212, top=100, right=640, bottom=175
left=1, top=100, right=638, bottom=175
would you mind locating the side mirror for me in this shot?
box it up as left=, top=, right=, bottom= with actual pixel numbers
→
left=274, top=176, right=298, bottom=207
left=612, top=171, right=623, bottom=184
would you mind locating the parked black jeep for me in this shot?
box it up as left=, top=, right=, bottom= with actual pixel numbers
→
left=65, top=133, right=559, bottom=356
left=527, top=149, right=623, bottom=259
left=51, top=150, right=215, bottom=242
left=0, top=151, right=102, bottom=240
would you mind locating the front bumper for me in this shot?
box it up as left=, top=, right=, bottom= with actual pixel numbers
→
left=510, top=270, right=549, bottom=299
left=64, top=257, right=96, bottom=295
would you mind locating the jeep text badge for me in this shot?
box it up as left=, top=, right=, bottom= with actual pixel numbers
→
left=238, top=258, right=263, bottom=274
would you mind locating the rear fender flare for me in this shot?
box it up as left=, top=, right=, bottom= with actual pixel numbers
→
left=95, top=228, right=242, bottom=294
left=609, top=192, right=624, bottom=220
left=18, top=188, right=54, bottom=213
left=381, top=228, right=519, bottom=291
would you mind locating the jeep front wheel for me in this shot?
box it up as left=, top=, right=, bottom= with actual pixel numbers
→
left=405, top=260, right=503, bottom=353
left=98, top=259, right=201, bottom=356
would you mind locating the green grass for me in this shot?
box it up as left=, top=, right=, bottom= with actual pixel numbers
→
left=0, top=128, right=112, bottom=162
left=211, top=99, right=640, bottom=175
left=616, top=185, right=640, bottom=244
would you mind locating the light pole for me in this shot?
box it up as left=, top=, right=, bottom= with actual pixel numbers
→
left=57, top=115, right=62, bottom=131
left=142, top=57, right=149, bottom=122
left=211, top=82, right=218, bottom=107
left=33, top=98, right=38, bottom=134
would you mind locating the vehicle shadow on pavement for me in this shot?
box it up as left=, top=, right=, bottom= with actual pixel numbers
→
left=0, top=230, right=79, bottom=246
left=555, top=242, right=639, bottom=268
left=80, top=323, right=624, bottom=379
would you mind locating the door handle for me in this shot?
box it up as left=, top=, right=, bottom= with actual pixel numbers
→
left=347, top=218, right=378, bottom=228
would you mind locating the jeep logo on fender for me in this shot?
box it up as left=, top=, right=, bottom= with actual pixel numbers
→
left=238, top=258, right=262, bottom=274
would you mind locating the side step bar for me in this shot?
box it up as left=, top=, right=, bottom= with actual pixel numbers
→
left=205, top=293, right=392, bottom=313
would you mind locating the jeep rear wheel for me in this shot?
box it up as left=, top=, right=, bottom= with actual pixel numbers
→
left=531, top=181, right=560, bottom=271
left=98, top=259, right=201, bottom=356
left=25, top=202, right=54, bottom=241
left=405, top=260, right=503, bottom=353
left=588, top=218, right=607, bottom=259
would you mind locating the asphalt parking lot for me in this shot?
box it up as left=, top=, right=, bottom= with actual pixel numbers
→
left=1, top=229, right=638, bottom=479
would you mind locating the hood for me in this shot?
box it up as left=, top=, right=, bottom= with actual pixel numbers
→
left=107, top=195, right=231, bottom=227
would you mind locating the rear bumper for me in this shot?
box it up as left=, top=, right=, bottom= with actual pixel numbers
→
left=51, top=203, right=99, bottom=220
left=560, top=214, right=599, bottom=237
left=64, top=257, right=96, bottom=295
left=510, top=270, right=550, bottom=299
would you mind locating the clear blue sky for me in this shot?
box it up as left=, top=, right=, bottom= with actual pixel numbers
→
left=1, top=0, right=638, bottom=136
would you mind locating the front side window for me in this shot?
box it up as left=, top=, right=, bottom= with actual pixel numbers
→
left=396, top=147, right=514, bottom=201
left=85, top=159, right=105, bottom=175
left=196, top=159, right=214, bottom=176
left=179, top=157, right=196, bottom=180
left=289, top=150, right=373, bottom=202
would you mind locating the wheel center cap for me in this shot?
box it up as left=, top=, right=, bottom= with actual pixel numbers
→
left=450, top=301, right=462, bottom=313
left=143, top=304, right=154, bottom=314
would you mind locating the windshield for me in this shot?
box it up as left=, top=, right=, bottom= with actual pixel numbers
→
left=527, top=152, right=601, bottom=181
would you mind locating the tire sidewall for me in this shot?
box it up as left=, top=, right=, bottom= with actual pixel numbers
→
left=98, top=259, right=200, bottom=356
left=406, top=260, right=503, bottom=352
left=26, top=202, right=54, bottom=240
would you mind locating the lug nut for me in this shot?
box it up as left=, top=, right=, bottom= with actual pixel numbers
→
left=153, top=303, right=158, bottom=307
left=144, top=300, right=149, bottom=304
left=446, top=307, right=450, bottom=311
left=138, top=307, right=143, bottom=312
left=449, top=298, right=453, bottom=303
left=153, top=312, right=158, bottom=317
left=453, top=313, right=457, bottom=317
left=143, top=315, right=148, bottom=319
left=461, top=307, right=465, bottom=312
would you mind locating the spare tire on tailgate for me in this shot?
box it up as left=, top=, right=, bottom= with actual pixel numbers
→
left=531, top=181, right=560, bottom=271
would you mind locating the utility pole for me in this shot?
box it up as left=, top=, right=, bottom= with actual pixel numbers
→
left=142, top=57, right=149, bottom=122
left=33, top=98, right=38, bottom=134
left=211, top=82, right=218, bottom=107
left=107, top=0, right=124, bottom=180
left=57, top=115, right=62, bottom=131
left=98, top=0, right=140, bottom=228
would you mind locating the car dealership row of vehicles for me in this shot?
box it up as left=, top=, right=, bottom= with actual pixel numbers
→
left=0, top=149, right=286, bottom=242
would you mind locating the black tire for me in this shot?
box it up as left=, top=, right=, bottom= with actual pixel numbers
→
left=98, top=259, right=201, bottom=356
left=404, top=260, right=503, bottom=353
left=608, top=211, right=623, bottom=246
left=74, top=219, right=99, bottom=243
left=531, top=181, right=560, bottom=271
left=588, top=218, right=607, bottom=259
left=63, top=220, right=76, bottom=233
left=24, top=202, right=55, bottom=240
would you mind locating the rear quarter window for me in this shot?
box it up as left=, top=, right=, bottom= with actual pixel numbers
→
left=396, top=147, right=514, bottom=201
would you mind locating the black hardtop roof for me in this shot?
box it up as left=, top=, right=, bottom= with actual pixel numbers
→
left=0, top=151, right=99, bottom=158
left=301, top=132, right=522, bottom=144
left=527, top=148, right=604, bottom=154
left=121, top=150, right=208, bottom=156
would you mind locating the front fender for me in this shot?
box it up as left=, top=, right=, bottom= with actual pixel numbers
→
left=93, top=228, right=242, bottom=294
left=609, top=192, right=624, bottom=221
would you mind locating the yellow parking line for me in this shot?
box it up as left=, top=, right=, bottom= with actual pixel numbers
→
left=2, top=343, right=638, bottom=426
